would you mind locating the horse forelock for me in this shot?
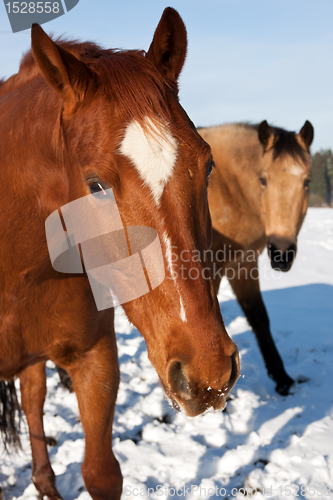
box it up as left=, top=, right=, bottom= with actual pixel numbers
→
left=270, top=128, right=308, bottom=164
left=90, top=51, right=170, bottom=117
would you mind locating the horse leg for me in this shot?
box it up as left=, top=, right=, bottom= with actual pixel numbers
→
left=20, top=363, right=62, bottom=500
left=64, top=330, right=122, bottom=500
left=227, top=260, right=294, bottom=395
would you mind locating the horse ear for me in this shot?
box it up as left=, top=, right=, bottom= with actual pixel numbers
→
left=258, top=120, right=275, bottom=151
left=146, top=7, right=187, bottom=94
left=297, top=120, right=314, bottom=151
left=31, top=24, right=92, bottom=106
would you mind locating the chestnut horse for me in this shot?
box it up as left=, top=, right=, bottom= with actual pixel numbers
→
left=0, top=9, right=239, bottom=500
left=199, top=121, right=313, bottom=395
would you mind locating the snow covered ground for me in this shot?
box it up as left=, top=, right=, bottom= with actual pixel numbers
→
left=1, top=208, right=333, bottom=500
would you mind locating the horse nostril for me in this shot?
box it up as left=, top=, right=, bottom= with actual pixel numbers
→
left=228, top=349, right=240, bottom=392
left=284, top=243, right=296, bottom=264
left=168, top=361, right=192, bottom=400
left=269, top=243, right=281, bottom=263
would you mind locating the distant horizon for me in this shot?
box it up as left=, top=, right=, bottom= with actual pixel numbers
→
left=1, top=0, right=332, bottom=152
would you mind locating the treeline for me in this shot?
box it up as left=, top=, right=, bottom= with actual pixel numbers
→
left=309, top=149, right=333, bottom=207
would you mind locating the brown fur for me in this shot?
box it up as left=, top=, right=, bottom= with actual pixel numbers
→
left=0, top=9, right=239, bottom=500
left=199, top=121, right=313, bottom=394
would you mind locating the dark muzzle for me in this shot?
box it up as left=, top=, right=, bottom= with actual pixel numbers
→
left=269, top=242, right=296, bottom=272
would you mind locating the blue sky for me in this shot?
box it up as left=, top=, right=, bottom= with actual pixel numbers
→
left=1, top=0, right=332, bottom=151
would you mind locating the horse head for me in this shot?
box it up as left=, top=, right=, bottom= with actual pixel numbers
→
left=257, top=120, right=313, bottom=272
left=31, top=8, right=239, bottom=417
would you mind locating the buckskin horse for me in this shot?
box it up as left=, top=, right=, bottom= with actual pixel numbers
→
left=0, top=9, right=239, bottom=500
left=199, top=121, right=313, bottom=395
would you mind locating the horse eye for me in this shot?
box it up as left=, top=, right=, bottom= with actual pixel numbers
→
left=259, top=176, right=267, bottom=186
left=304, top=178, right=311, bottom=189
left=89, top=182, right=107, bottom=196
left=207, top=160, right=214, bottom=179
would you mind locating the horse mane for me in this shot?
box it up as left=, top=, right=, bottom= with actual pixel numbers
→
left=8, top=37, right=173, bottom=131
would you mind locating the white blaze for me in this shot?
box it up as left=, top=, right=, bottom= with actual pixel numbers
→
left=120, top=117, right=178, bottom=203
left=179, top=296, right=187, bottom=323
left=163, top=232, right=187, bottom=323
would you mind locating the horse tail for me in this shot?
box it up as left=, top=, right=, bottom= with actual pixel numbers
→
left=0, top=379, right=21, bottom=450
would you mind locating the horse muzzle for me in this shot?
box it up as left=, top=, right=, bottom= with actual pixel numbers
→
left=268, top=239, right=297, bottom=272
left=166, top=349, right=240, bottom=417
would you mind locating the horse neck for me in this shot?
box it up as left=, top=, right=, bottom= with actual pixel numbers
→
left=215, top=126, right=262, bottom=206
left=207, top=125, right=265, bottom=245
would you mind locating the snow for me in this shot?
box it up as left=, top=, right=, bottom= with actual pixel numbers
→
left=1, top=208, right=333, bottom=500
